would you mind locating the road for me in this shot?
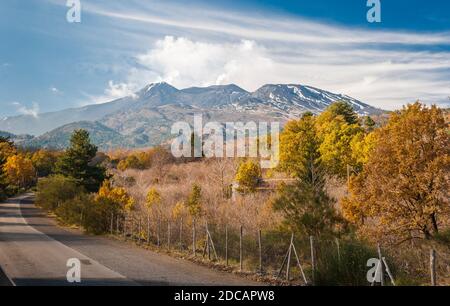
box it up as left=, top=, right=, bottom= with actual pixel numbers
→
left=0, top=194, right=257, bottom=286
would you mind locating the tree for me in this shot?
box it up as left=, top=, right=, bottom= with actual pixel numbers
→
left=342, top=102, right=450, bottom=242
left=97, top=180, right=135, bottom=212
left=117, top=155, right=142, bottom=171
left=0, top=137, right=16, bottom=199
left=279, top=112, right=324, bottom=190
left=32, top=149, right=58, bottom=177
left=235, top=159, right=262, bottom=193
left=186, top=184, right=202, bottom=218
left=272, top=181, right=343, bottom=237
left=319, top=101, right=359, bottom=125
left=316, top=104, right=364, bottom=178
left=56, top=129, right=106, bottom=192
left=146, top=187, right=162, bottom=211
left=363, top=116, right=376, bottom=131
left=275, top=112, right=346, bottom=237
left=4, top=154, right=36, bottom=189
left=36, top=175, right=83, bottom=211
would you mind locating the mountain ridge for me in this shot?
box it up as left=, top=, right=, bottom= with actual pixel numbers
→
left=1, top=82, right=383, bottom=149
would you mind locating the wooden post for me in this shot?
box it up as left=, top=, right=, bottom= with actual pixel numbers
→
left=239, top=225, right=243, bottom=272
left=258, top=229, right=262, bottom=274
left=430, top=249, right=437, bottom=286
left=346, top=164, right=351, bottom=192
left=110, top=212, right=114, bottom=235
left=225, top=225, right=228, bottom=266
left=335, top=238, right=341, bottom=265
left=116, top=214, right=119, bottom=235
left=138, top=217, right=142, bottom=241
left=206, top=222, right=210, bottom=260
left=382, top=257, right=396, bottom=286
left=167, top=221, right=171, bottom=250
left=157, top=217, right=161, bottom=247
left=310, top=236, right=316, bottom=285
left=147, top=214, right=150, bottom=244
left=292, top=243, right=308, bottom=285
left=377, top=244, right=385, bottom=286
left=192, top=219, right=196, bottom=256
left=123, top=216, right=126, bottom=237
left=179, top=218, right=183, bottom=251
left=286, top=233, right=293, bottom=281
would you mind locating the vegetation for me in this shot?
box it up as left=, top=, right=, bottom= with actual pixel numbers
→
left=235, top=160, right=262, bottom=193
left=1, top=100, right=448, bottom=285
left=56, top=129, right=106, bottom=192
left=342, top=103, right=450, bottom=243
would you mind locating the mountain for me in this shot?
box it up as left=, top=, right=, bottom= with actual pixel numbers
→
left=1, top=82, right=383, bottom=149
left=22, top=121, right=132, bottom=150
left=0, top=96, right=136, bottom=136
left=0, top=130, right=34, bottom=144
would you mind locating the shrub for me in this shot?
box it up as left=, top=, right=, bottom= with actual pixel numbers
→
left=56, top=193, right=93, bottom=226
left=315, top=239, right=378, bottom=286
left=36, top=175, right=84, bottom=211
left=235, top=160, right=262, bottom=193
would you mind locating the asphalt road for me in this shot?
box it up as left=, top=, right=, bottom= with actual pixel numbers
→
left=0, top=194, right=257, bottom=286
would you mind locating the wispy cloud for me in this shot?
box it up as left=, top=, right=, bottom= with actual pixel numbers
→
left=46, top=0, right=450, bottom=110
left=84, top=81, right=137, bottom=105
left=50, top=87, right=62, bottom=94
left=12, top=102, right=40, bottom=118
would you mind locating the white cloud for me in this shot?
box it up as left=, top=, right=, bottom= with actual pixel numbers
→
left=110, top=36, right=450, bottom=110
left=132, top=37, right=274, bottom=90
left=65, top=0, right=450, bottom=110
left=50, top=87, right=61, bottom=94
left=13, top=102, right=40, bottom=118
left=88, top=80, right=138, bottom=104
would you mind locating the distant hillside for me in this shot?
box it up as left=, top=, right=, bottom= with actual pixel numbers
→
left=22, top=121, right=132, bottom=150
left=1, top=82, right=384, bottom=149
left=0, top=130, right=34, bottom=144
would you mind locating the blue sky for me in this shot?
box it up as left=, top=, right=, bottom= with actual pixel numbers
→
left=0, top=0, right=449, bottom=118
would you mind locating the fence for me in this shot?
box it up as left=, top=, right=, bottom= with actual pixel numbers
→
left=109, top=212, right=445, bottom=286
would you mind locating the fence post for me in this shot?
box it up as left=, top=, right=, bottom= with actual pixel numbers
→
left=225, top=225, right=228, bottom=266
left=335, top=238, right=341, bottom=265
left=168, top=221, right=171, bottom=250
left=377, top=244, right=385, bottom=286
left=310, top=236, right=315, bottom=285
left=430, top=249, right=437, bottom=286
left=258, top=229, right=262, bottom=274
left=239, top=225, right=243, bottom=272
left=286, top=233, right=294, bottom=281
left=110, top=212, right=114, bottom=235
left=116, top=214, right=119, bottom=235
left=138, top=217, right=142, bottom=241
left=157, top=217, right=161, bottom=247
left=147, top=214, right=150, bottom=244
left=206, top=222, right=210, bottom=260
left=179, top=217, right=183, bottom=251
left=123, top=216, right=126, bottom=238
left=192, top=219, right=196, bottom=256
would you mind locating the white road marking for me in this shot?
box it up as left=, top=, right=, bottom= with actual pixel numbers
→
left=0, top=194, right=136, bottom=286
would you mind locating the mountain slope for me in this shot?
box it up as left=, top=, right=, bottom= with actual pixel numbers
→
left=1, top=82, right=383, bottom=148
left=0, top=130, right=34, bottom=144
left=22, top=121, right=132, bottom=150
left=0, top=96, right=136, bottom=136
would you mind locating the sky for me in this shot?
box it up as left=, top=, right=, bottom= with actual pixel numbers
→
left=0, top=0, right=449, bottom=117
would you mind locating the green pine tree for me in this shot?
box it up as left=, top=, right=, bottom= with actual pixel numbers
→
left=56, top=130, right=106, bottom=192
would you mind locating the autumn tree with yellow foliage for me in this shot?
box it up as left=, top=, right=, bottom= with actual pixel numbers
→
left=5, top=154, right=36, bottom=189
left=342, top=102, right=450, bottom=242
left=235, top=159, right=262, bottom=193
